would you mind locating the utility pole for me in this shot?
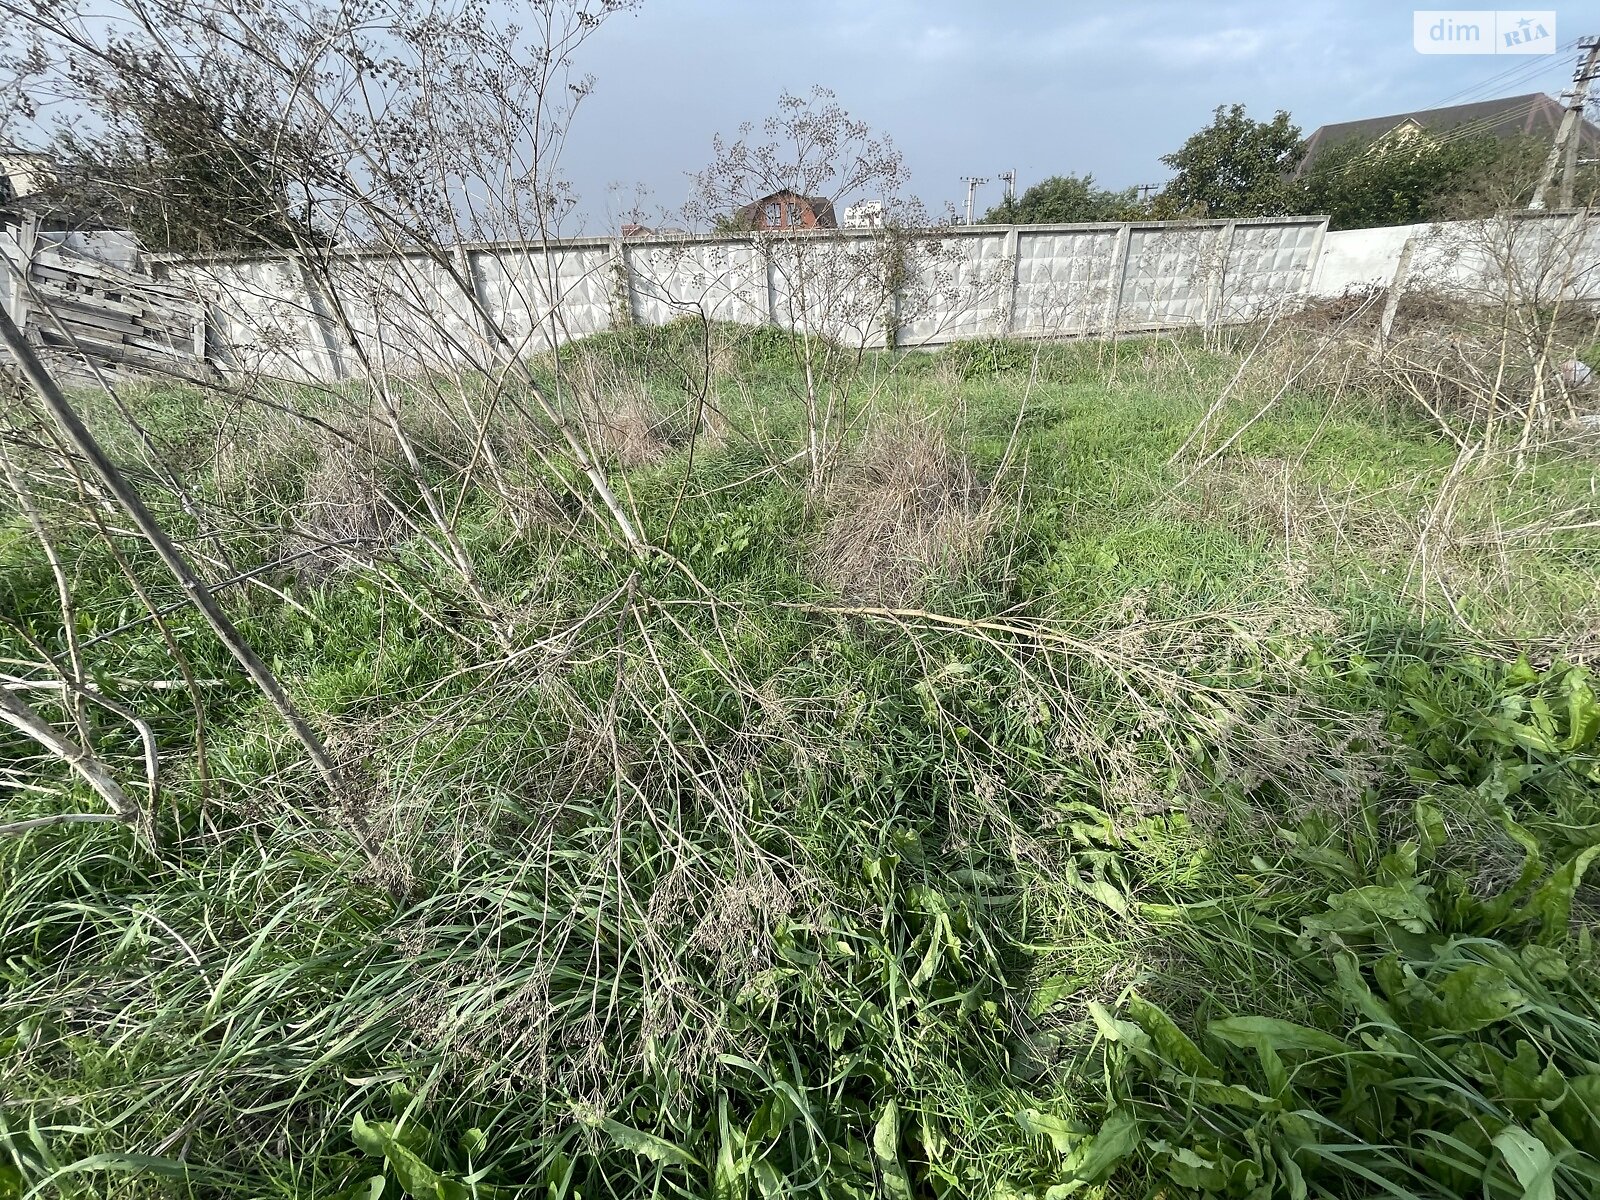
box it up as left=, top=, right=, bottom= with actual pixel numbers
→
left=960, top=176, right=988, bottom=225
left=998, top=170, right=1016, bottom=203
left=1136, top=184, right=1158, bottom=204
left=1530, top=35, right=1600, bottom=210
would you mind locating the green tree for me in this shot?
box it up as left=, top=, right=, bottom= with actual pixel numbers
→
left=981, top=173, right=1139, bottom=224
left=1297, top=131, right=1501, bottom=229
left=1295, top=132, right=1598, bottom=228
left=1436, top=133, right=1599, bottom=217
left=49, top=51, right=318, bottom=254
left=1156, top=104, right=1304, bottom=218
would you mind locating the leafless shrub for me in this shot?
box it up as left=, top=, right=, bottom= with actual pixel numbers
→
left=811, top=413, right=992, bottom=604
left=683, top=88, right=1009, bottom=491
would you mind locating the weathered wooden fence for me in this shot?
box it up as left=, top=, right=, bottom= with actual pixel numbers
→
left=1, top=214, right=207, bottom=381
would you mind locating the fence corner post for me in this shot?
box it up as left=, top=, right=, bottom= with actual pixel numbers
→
left=1102, top=223, right=1132, bottom=336
left=1373, top=233, right=1417, bottom=361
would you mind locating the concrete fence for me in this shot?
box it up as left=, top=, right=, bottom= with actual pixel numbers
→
left=153, top=217, right=1329, bottom=384
left=9, top=209, right=1597, bottom=384
left=1306, top=209, right=1600, bottom=302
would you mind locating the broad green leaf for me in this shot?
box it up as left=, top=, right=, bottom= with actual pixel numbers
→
left=1432, top=963, right=1526, bottom=1032
left=1088, top=1001, right=1151, bottom=1053
left=751, top=1160, right=785, bottom=1199
left=384, top=1142, right=448, bottom=1198
left=352, top=1113, right=390, bottom=1159
left=327, top=1178, right=386, bottom=1200
left=1563, top=671, right=1599, bottom=749
left=1415, top=800, right=1447, bottom=859
left=1483, top=1041, right=1566, bottom=1108
left=1065, top=860, right=1128, bottom=916
left=1019, top=1108, right=1137, bottom=1194
left=1475, top=815, right=1546, bottom=924
left=1160, top=1144, right=1226, bottom=1192
left=1520, top=945, right=1569, bottom=982
left=1029, top=974, right=1079, bottom=1017
left=353, top=1114, right=435, bottom=1161
left=388, top=1147, right=449, bottom=1198
left=872, top=1101, right=911, bottom=1200
left=745, top=1092, right=796, bottom=1146
left=1552, top=1075, right=1600, bottom=1154
left=596, top=1118, right=700, bottom=1170
left=1275, top=1144, right=1308, bottom=1200
left=1522, top=845, right=1600, bottom=941
left=1072, top=1108, right=1139, bottom=1183
left=1015, top=1109, right=1085, bottom=1155
left=1492, top=1127, right=1556, bottom=1200
left=1378, top=843, right=1418, bottom=885
left=1127, top=993, right=1219, bottom=1079
left=1207, top=1016, right=1347, bottom=1057
left=1189, top=1079, right=1281, bottom=1111
left=1303, top=881, right=1434, bottom=939
left=541, top=1153, right=574, bottom=1200
left=1504, top=717, right=1558, bottom=755
left=1332, top=952, right=1395, bottom=1024
left=1507, top=655, right=1539, bottom=688
left=716, top=1094, right=745, bottom=1200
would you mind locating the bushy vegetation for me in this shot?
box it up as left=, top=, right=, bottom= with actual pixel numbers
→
left=3, top=323, right=1600, bottom=1200
left=980, top=175, right=1139, bottom=226
left=1003, top=108, right=1597, bottom=230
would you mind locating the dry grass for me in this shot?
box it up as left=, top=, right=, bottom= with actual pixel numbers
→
left=1167, top=456, right=1419, bottom=568
left=810, top=412, right=992, bottom=605
left=1166, top=445, right=1600, bottom=648
left=1248, top=289, right=1597, bottom=452
left=293, top=436, right=401, bottom=575
left=564, top=356, right=676, bottom=469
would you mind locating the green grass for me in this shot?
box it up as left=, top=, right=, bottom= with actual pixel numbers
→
left=1, top=325, right=1598, bottom=1198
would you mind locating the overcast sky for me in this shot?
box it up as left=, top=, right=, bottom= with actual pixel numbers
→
left=560, top=0, right=1587, bottom=231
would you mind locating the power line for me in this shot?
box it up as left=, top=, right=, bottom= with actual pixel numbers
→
left=1428, top=37, right=1581, bottom=107
left=1313, top=95, right=1547, bottom=182
left=1427, top=97, right=1543, bottom=145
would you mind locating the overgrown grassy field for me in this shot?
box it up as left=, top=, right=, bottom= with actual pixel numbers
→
left=3, top=322, right=1599, bottom=1199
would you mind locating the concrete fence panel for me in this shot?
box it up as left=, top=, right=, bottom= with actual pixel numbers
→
left=627, top=239, right=768, bottom=329
left=1218, top=219, right=1324, bottom=323
left=474, top=243, right=615, bottom=351
left=1012, top=226, right=1121, bottom=336
left=897, top=228, right=1013, bottom=348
